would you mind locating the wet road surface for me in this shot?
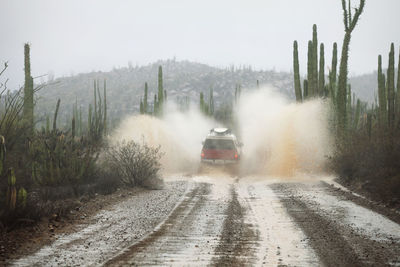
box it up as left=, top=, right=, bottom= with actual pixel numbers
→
left=11, top=176, right=400, bottom=266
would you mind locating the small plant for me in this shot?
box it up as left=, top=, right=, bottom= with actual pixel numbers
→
left=105, top=140, right=164, bottom=189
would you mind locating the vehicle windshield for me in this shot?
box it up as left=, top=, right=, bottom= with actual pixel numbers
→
left=203, top=139, right=235, bottom=150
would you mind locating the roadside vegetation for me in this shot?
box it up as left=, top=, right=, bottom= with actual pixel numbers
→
left=292, top=0, right=399, bottom=208
left=0, top=44, right=163, bottom=229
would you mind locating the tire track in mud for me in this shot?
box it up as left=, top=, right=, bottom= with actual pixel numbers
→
left=271, top=182, right=400, bottom=267
left=237, top=182, right=320, bottom=266
left=107, top=180, right=262, bottom=266
left=106, top=182, right=230, bottom=266
left=211, top=186, right=259, bottom=266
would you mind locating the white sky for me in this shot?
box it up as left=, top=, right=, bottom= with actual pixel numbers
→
left=0, top=0, right=399, bottom=89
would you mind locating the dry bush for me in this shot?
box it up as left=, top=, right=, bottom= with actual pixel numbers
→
left=105, top=140, right=164, bottom=189
left=330, top=130, right=400, bottom=206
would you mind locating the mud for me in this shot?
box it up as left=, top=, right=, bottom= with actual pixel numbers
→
left=271, top=182, right=400, bottom=266
left=9, top=176, right=400, bottom=266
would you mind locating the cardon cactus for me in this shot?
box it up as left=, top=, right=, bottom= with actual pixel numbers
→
left=0, top=135, right=5, bottom=176
left=6, top=168, right=17, bottom=211
left=17, top=187, right=27, bottom=209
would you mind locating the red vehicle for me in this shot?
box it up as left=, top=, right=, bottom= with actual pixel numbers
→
left=200, top=128, right=242, bottom=165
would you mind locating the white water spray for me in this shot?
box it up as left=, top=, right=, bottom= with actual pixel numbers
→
left=110, top=87, right=332, bottom=178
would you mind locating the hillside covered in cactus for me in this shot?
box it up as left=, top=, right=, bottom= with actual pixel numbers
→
left=35, top=60, right=293, bottom=125
left=36, top=60, right=378, bottom=128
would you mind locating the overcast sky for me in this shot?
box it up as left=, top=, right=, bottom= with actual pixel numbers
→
left=0, top=0, right=399, bottom=89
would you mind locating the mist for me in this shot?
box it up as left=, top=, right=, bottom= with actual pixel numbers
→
left=237, top=87, right=332, bottom=177
left=110, top=87, right=332, bottom=178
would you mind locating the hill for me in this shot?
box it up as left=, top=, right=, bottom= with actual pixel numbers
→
left=35, top=59, right=380, bottom=127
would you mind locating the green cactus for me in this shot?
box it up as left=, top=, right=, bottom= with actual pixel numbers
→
left=0, top=135, right=5, bottom=176
left=312, top=24, right=319, bottom=96
left=72, top=115, right=76, bottom=138
left=144, top=82, right=148, bottom=114
left=293, top=40, right=302, bottom=102
left=46, top=115, right=50, bottom=134
left=103, top=80, right=107, bottom=135
left=88, top=104, right=92, bottom=135
left=157, top=66, right=164, bottom=115
left=53, top=99, right=61, bottom=132
left=378, top=55, right=387, bottom=127
left=200, top=92, right=205, bottom=113
left=329, top=43, right=338, bottom=100
left=6, top=168, right=17, bottom=211
left=347, top=84, right=352, bottom=126
left=17, top=187, right=27, bottom=209
left=303, top=79, right=309, bottom=99
left=23, top=43, right=34, bottom=132
left=387, top=43, right=395, bottom=128
left=337, top=0, right=366, bottom=137
left=209, top=88, right=214, bottom=116
left=396, top=46, right=400, bottom=124
left=354, top=99, right=361, bottom=130
left=307, top=40, right=314, bottom=98
left=79, top=106, right=82, bottom=136
left=319, top=43, right=325, bottom=97
left=140, top=99, right=144, bottom=114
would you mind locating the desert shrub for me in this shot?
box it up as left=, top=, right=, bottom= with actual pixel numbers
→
left=92, top=167, right=120, bottom=194
left=330, top=130, right=400, bottom=206
left=29, top=131, right=100, bottom=196
left=105, top=140, right=164, bottom=189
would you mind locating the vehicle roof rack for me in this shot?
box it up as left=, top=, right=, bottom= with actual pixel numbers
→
left=210, top=128, right=231, bottom=135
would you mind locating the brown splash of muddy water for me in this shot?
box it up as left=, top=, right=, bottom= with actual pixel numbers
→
left=110, top=87, right=333, bottom=179
left=110, top=104, right=216, bottom=174
left=237, top=87, right=332, bottom=178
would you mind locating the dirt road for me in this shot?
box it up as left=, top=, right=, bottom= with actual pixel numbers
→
left=11, top=175, right=400, bottom=266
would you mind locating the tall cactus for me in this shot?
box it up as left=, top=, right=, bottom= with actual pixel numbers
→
left=307, top=41, right=314, bottom=98
left=387, top=43, right=395, bottom=128
left=53, top=99, right=61, bottom=132
left=0, top=136, right=5, bottom=176
left=144, top=82, right=148, bottom=114
left=103, top=80, right=107, bottom=135
left=312, top=24, right=319, bottom=96
left=88, top=104, right=92, bottom=135
left=6, top=168, right=17, bottom=211
left=157, top=66, right=164, bottom=115
left=378, top=55, right=387, bottom=127
left=293, top=41, right=302, bottom=102
left=396, top=46, right=400, bottom=126
left=337, top=0, right=365, bottom=137
left=200, top=92, right=205, bottom=114
left=23, top=43, right=34, bottom=131
left=209, top=88, right=214, bottom=115
left=303, top=79, right=309, bottom=99
left=354, top=99, right=361, bottom=130
left=347, top=84, right=352, bottom=126
left=329, top=43, right=338, bottom=100
left=319, top=43, right=325, bottom=97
